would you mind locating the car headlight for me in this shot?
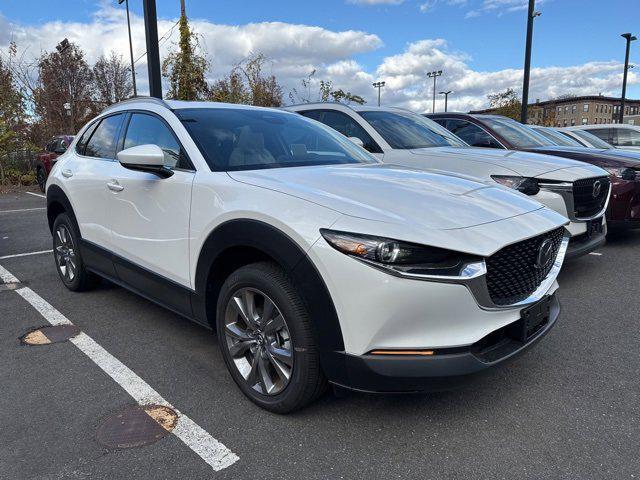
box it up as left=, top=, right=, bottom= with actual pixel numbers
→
left=604, top=167, right=636, bottom=181
left=320, top=229, right=483, bottom=278
left=491, top=176, right=540, bottom=195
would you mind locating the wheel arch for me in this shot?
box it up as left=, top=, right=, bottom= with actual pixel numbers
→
left=46, top=184, right=77, bottom=234
left=193, top=219, right=347, bottom=383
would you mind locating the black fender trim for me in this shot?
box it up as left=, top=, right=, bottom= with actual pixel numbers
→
left=46, top=185, right=76, bottom=234
left=193, top=219, right=348, bottom=384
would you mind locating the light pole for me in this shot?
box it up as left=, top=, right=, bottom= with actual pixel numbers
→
left=143, top=0, right=162, bottom=99
left=427, top=70, right=442, bottom=113
left=57, top=39, right=74, bottom=132
left=521, top=0, right=541, bottom=124
left=372, top=81, right=386, bottom=107
left=439, top=90, right=452, bottom=112
left=619, top=33, right=637, bottom=124
left=118, top=0, right=137, bottom=96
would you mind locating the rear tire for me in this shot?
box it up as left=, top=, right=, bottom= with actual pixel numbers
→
left=52, top=213, right=101, bottom=292
left=36, top=167, right=46, bottom=193
left=216, top=261, right=326, bottom=413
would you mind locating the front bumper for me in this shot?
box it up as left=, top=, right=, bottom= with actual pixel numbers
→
left=333, top=294, right=560, bottom=393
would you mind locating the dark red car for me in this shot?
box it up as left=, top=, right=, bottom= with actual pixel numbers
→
left=35, top=135, right=74, bottom=192
left=428, top=113, right=640, bottom=230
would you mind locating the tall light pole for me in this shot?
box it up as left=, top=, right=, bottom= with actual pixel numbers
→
left=427, top=70, right=442, bottom=113
left=439, top=90, right=452, bottom=112
left=372, top=81, right=386, bottom=107
left=520, top=0, right=541, bottom=124
left=143, top=0, right=162, bottom=98
left=118, top=0, right=137, bottom=96
left=619, top=33, right=637, bottom=124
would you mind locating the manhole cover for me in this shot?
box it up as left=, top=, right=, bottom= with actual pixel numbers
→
left=96, top=405, right=178, bottom=449
left=20, top=325, right=81, bottom=345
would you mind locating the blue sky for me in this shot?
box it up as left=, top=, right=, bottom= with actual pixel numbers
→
left=1, top=0, right=638, bottom=110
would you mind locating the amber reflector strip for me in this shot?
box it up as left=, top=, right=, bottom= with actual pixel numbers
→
left=370, top=350, right=434, bottom=356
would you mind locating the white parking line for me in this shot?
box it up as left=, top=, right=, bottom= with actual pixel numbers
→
left=589, top=252, right=603, bottom=256
left=25, top=192, right=46, bottom=198
left=0, top=250, right=53, bottom=260
left=0, top=207, right=46, bottom=214
left=0, top=264, right=239, bottom=472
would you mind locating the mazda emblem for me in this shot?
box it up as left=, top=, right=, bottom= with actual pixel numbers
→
left=535, top=239, right=554, bottom=270
left=592, top=180, right=602, bottom=199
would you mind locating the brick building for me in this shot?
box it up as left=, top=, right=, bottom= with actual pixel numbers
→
left=473, top=95, right=640, bottom=126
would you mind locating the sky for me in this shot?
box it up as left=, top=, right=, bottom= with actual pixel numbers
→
left=1, top=0, right=639, bottom=112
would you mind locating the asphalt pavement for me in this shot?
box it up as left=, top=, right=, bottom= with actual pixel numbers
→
left=1, top=190, right=638, bottom=480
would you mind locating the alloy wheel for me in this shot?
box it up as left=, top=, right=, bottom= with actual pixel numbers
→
left=54, top=225, right=77, bottom=283
left=223, top=287, right=294, bottom=395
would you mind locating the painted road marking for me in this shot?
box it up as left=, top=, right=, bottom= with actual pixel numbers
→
left=0, top=250, right=52, bottom=260
left=25, top=192, right=46, bottom=198
left=589, top=252, right=603, bottom=256
left=0, top=207, right=46, bottom=214
left=0, top=264, right=239, bottom=472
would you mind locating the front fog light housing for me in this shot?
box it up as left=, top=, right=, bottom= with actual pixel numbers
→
left=320, top=229, right=484, bottom=278
left=491, top=175, right=540, bottom=195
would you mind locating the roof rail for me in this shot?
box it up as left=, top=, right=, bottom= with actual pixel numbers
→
left=285, top=101, right=356, bottom=110
left=101, top=96, right=171, bottom=114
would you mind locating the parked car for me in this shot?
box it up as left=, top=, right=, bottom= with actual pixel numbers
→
left=286, top=103, right=609, bottom=258
left=47, top=97, right=570, bottom=412
left=428, top=113, right=640, bottom=231
left=567, top=123, right=640, bottom=151
left=36, top=135, right=74, bottom=192
left=555, top=128, right=616, bottom=150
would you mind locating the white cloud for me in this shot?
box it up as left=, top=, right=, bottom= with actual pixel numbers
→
left=466, top=0, right=550, bottom=18
left=0, top=4, right=636, bottom=113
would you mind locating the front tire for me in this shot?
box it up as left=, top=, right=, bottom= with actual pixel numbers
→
left=52, top=213, right=101, bottom=291
left=216, top=262, right=326, bottom=413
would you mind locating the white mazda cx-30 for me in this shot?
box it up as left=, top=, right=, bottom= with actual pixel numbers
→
left=47, top=98, right=569, bottom=412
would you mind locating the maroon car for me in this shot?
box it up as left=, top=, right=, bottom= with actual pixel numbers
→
left=35, top=135, right=74, bottom=192
left=428, top=113, right=640, bottom=230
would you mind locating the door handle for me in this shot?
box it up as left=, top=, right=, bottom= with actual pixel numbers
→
left=62, top=169, right=73, bottom=178
left=106, top=180, right=124, bottom=192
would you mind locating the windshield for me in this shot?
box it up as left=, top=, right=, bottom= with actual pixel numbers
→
left=482, top=117, right=550, bottom=148
left=534, top=127, right=583, bottom=147
left=569, top=129, right=613, bottom=149
left=176, top=108, right=377, bottom=171
left=359, top=110, right=467, bottom=149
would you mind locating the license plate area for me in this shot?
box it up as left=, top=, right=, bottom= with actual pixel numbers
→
left=585, top=216, right=604, bottom=238
left=509, top=296, right=552, bottom=343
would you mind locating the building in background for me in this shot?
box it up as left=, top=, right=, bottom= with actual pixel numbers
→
left=473, top=95, right=640, bottom=126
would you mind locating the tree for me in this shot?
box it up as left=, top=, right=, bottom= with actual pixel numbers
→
left=162, top=0, right=210, bottom=100
left=289, top=70, right=365, bottom=105
left=34, top=42, right=95, bottom=136
left=93, top=52, right=133, bottom=105
left=487, top=88, right=521, bottom=120
left=209, top=53, right=284, bottom=107
left=0, top=44, right=29, bottom=183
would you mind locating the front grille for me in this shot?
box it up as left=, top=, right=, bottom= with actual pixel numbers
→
left=486, top=228, right=564, bottom=306
left=573, top=176, right=610, bottom=219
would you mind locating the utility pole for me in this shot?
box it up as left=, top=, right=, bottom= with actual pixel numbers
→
left=619, top=33, right=637, bottom=124
left=372, top=81, right=386, bottom=107
left=143, top=0, right=162, bottom=98
left=521, top=0, right=541, bottom=124
left=427, top=71, right=442, bottom=113
left=118, top=0, right=137, bottom=96
left=439, top=91, right=452, bottom=112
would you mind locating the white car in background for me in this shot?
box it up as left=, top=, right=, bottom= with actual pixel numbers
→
left=286, top=103, right=610, bottom=259
left=566, top=123, right=640, bottom=151
left=47, top=98, right=569, bottom=412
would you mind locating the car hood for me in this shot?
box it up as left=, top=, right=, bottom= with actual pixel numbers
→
left=409, top=146, right=605, bottom=179
left=527, top=146, right=640, bottom=169
left=229, top=164, right=546, bottom=231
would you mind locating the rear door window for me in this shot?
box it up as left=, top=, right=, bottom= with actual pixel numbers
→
left=587, top=128, right=613, bottom=144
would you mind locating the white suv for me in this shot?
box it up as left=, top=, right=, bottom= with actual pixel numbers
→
left=47, top=98, right=569, bottom=412
left=565, top=123, right=640, bottom=152
left=286, top=103, right=610, bottom=258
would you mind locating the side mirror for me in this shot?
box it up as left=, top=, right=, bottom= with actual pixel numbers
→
left=348, top=137, right=365, bottom=148
left=54, top=147, right=67, bottom=154
left=117, top=144, right=173, bottom=178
